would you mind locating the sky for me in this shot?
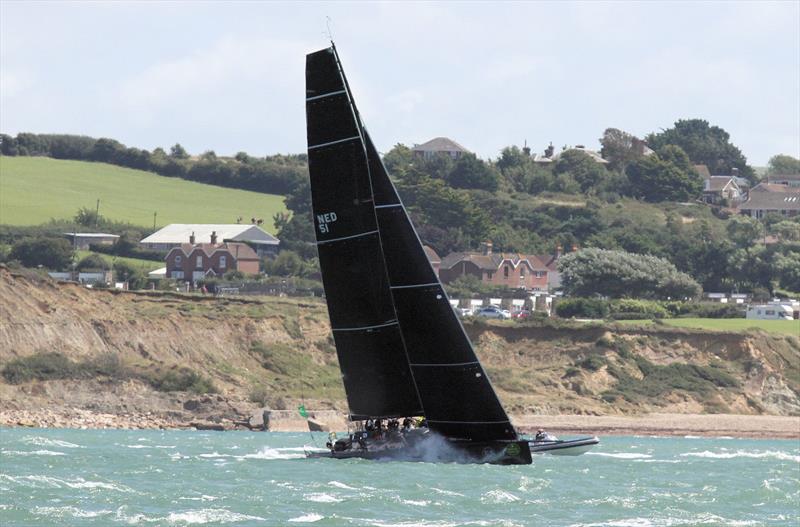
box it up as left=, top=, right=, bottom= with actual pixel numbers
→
left=1, top=1, right=799, bottom=166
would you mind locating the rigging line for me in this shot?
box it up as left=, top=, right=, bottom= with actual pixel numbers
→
left=389, top=282, right=440, bottom=290
left=331, top=320, right=399, bottom=332
left=306, top=89, right=347, bottom=102
left=374, top=203, right=402, bottom=209
left=316, top=229, right=379, bottom=245
left=308, top=135, right=361, bottom=150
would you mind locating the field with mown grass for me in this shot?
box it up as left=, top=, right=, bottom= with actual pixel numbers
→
left=0, top=157, right=286, bottom=228
left=74, top=250, right=164, bottom=273
left=615, top=317, right=799, bottom=336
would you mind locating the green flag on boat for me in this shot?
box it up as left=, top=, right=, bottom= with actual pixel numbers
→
left=298, top=404, right=308, bottom=419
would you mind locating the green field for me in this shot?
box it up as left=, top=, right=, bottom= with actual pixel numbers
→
left=0, top=157, right=286, bottom=230
left=74, top=250, right=164, bottom=273
left=616, top=317, right=799, bottom=336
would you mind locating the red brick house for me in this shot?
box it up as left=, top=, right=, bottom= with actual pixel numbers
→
left=439, top=241, right=561, bottom=291
left=165, top=232, right=259, bottom=284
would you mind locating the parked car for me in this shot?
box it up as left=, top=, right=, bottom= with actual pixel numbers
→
left=512, top=309, right=531, bottom=319
left=475, top=306, right=511, bottom=319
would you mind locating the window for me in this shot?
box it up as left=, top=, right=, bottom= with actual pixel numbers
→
left=172, top=271, right=184, bottom=279
left=487, top=272, right=493, bottom=280
left=520, top=267, right=525, bottom=277
left=196, top=255, right=203, bottom=268
left=504, top=266, right=510, bottom=279
left=175, top=255, right=182, bottom=264
left=220, top=255, right=227, bottom=268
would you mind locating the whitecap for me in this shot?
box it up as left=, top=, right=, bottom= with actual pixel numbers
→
left=681, top=450, right=800, bottom=462
left=587, top=452, right=652, bottom=459
left=400, top=499, right=431, bottom=506
left=2, top=449, right=66, bottom=456
left=240, top=447, right=305, bottom=460
left=33, top=506, right=112, bottom=518
left=481, top=489, right=520, bottom=503
left=430, top=487, right=465, bottom=497
left=305, top=492, right=342, bottom=503
left=288, top=513, right=324, bottom=523
left=166, top=508, right=265, bottom=524
left=327, top=480, right=357, bottom=490
left=21, top=436, right=82, bottom=448
left=13, top=475, right=133, bottom=493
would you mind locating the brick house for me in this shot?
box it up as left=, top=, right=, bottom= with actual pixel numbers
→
left=165, top=231, right=259, bottom=284
left=439, top=241, right=561, bottom=291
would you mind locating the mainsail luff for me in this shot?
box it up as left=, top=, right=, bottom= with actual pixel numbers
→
left=307, top=44, right=518, bottom=441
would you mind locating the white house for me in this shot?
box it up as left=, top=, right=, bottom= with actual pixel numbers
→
left=140, top=224, right=279, bottom=256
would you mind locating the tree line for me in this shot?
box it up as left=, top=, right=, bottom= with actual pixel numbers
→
left=0, top=133, right=308, bottom=196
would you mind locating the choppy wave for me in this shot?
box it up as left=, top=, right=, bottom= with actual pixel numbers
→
left=568, top=514, right=764, bottom=526
left=288, top=513, right=324, bottom=523
left=328, top=480, right=357, bottom=490
left=481, top=489, right=520, bottom=503
left=20, top=436, right=82, bottom=448
left=33, top=506, right=112, bottom=519
left=166, top=508, right=265, bottom=524
left=2, top=449, right=66, bottom=456
left=0, top=474, right=133, bottom=492
left=681, top=450, right=800, bottom=463
left=305, top=492, right=342, bottom=503
left=587, top=452, right=652, bottom=459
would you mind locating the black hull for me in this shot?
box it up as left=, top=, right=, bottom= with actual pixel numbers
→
left=307, top=435, right=532, bottom=465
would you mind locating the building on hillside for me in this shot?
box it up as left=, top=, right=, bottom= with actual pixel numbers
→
left=702, top=176, right=742, bottom=205
left=412, top=137, right=470, bottom=160
left=64, top=232, right=119, bottom=250
left=533, top=144, right=609, bottom=165
left=438, top=241, right=563, bottom=292
left=737, top=182, right=800, bottom=218
left=140, top=224, right=279, bottom=256
left=423, top=245, right=441, bottom=277
left=767, top=174, right=800, bottom=187
left=165, top=232, right=260, bottom=285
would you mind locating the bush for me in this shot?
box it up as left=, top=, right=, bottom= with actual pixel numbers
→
left=2, top=352, right=75, bottom=383
left=609, top=299, right=668, bottom=319
left=143, top=367, right=216, bottom=394
left=555, top=298, right=610, bottom=318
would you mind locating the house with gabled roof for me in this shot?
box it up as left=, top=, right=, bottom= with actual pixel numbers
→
left=439, top=241, right=562, bottom=292
left=141, top=224, right=279, bottom=256
left=165, top=231, right=259, bottom=284
left=412, top=137, right=470, bottom=160
left=702, top=176, right=742, bottom=205
left=738, top=186, right=800, bottom=219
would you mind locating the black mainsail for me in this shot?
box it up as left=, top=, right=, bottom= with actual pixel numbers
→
left=306, top=44, right=517, bottom=442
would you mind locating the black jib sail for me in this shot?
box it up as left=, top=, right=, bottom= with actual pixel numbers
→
left=306, top=44, right=517, bottom=442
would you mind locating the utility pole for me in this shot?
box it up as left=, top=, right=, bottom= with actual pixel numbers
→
left=153, top=211, right=157, bottom=230
left=95, top=199, right=100, bottom=228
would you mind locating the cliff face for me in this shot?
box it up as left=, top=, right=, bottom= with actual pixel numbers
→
left=1, top=266, right=798, bottom=429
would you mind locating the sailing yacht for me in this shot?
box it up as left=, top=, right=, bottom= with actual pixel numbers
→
left=304, top=43, right=531, bottom=464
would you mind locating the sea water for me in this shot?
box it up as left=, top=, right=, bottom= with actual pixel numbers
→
left=0, top=429, right=797, bottom=526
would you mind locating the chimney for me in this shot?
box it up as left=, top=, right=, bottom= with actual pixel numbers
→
left=522, top=139, right=531, bottom=157
left=480, top=240, right=493, bottom=255
left=189, top=231, right=196, bottom=245
left=544, top=142, right=555, bottom=158
left=555, top=244, right=562, bottom=259
left=210, top=231, right=218, bottom=244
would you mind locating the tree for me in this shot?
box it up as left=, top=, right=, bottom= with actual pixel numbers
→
left=765, top=154, right=800, bottom=176
left=113, top=260, right=147, bottom=289
left=599, top=128, right=645, bottom=172
left=169, top=143, right=189, bottom=159
left=645, top=119, right=755, bottom=182
left=74, top=207, right=103, bottom=227
left=76, top=254, right=107, bottom=271
left=90, top=138, right=124, bottom=163
left=264, top=250, right=305, bottom=277
left=553, top=150, right=608, bottom=193
left=9, top=238, right=74, bottom=270
left=726, top=215, right=762, bottom=248
left=558, top=248, right=701, bottom=299
left=446, top=153, right=500, bottom=191
left=626, top=147, right=703, bottom=202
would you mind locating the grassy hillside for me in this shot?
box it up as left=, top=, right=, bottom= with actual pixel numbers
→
left=0, top=157, right=286, bottom=230
left=615, top=318, right=799, bottom=336
left=74, top=250, right=164, bottom=273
